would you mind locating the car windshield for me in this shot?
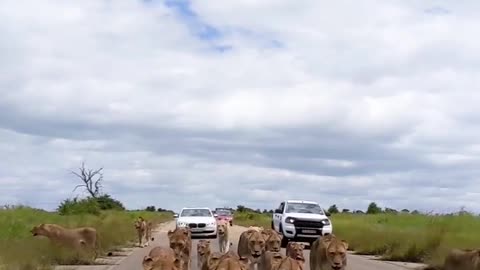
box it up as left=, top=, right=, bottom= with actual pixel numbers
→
left=180, top=209, right=212, bottom=217
left=216, top=210, right=232, bottom=216
left=285, top=203, right=324, bottom=214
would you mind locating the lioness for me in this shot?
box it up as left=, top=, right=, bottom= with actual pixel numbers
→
left=262, top=229, right=282, bottom=252
left=277, top=256, right=304, bottom=270
left=218, top=221, right=230, bottom=253
left=197, top=240, right=211, bottom=270
left=135, top=216, right=155, bottom=247
left=216, top=255, right=251, bottom=270
left=259, top=251, right=285, bottom=270
left=168, top=227, right=192, bottom=270
left=202, top=251, right=225, bottom=270
left=147, top=246, right=176, bottom=262
left=238, top=229, right=269, bottom=270
left=310, top=235, right=348, bottom=270
left=31, top=223, right=98, bottom=259
left=142, top=252, right=183, bottom=270
left=423, top=248, right=480, bottom=270
left=286, top=242, right=305, bottom=263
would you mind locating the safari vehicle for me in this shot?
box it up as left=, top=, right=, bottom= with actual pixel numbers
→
left=271, top=200, right=332, bottom=247
left=214, top=207, right=234, bottom=226
left=174, top=207, right=218, bottom=239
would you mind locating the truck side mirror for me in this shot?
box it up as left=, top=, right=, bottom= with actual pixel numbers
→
left=274, top=209, right=282, bottom=214
left=325, top=212, right=331, bottom=217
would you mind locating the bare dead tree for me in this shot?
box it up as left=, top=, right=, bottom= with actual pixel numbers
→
left=71, top=161, right=104, bottom=198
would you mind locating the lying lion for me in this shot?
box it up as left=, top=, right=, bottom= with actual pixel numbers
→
left=135, top=216, right=155, bottom=247
left=423, top=248, right=480, bottom=270
left=31, top=223, right=99, bottom=259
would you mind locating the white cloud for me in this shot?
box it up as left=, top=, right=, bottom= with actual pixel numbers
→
left=0, top=0, right=479, bottom=213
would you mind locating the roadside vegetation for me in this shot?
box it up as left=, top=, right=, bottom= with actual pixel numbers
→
left=233, top=204, right=479, bottom=266
left=0, top=162, right=173, bottom=270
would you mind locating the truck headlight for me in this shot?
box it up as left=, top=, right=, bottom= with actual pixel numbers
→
left=285, top=217, right=295, bottom=224
left=321, top=219, right=330, bottom=225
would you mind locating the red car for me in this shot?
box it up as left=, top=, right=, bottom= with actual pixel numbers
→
left=214, top=208, right=234, bottom=226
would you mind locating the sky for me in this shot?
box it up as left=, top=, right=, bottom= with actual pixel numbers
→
left=1, top=0, right=480, bottom=214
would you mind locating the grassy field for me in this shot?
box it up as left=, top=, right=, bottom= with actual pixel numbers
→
left=234, top=211, right=479, bottom=266
left=0, top=206, right=172, bottom=270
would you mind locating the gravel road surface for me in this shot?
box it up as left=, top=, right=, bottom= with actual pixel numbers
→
left=103, top=221, right=426, bottom=270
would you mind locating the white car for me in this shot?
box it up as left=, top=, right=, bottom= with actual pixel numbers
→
left=174, top=207, right=218, bottom=239
left=272, top=200, right=332, bottom=247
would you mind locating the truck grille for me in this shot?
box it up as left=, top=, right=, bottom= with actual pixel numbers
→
left=293, top=219, right=324, bottom=229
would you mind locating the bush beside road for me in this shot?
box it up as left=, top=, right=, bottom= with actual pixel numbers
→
left=0, top=206, right=172, bottom=270
left=234, top=210, right=480, bottom=266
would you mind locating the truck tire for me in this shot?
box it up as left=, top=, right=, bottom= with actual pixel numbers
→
left=279, top=224, right=289, bottom=248
left=271, top=221, right=274, bottom=230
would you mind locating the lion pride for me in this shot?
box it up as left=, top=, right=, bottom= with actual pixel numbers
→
left=237, top=229, right=269, bottom=270
left=135, top=216, right=155, bottom=247
left=310, top=235, right=348, bottom=270
left=168, top=227, right=192, bottom=270
left=31, top=223, right=98, bottom=259
left=423, top=248, right=480, bottom=270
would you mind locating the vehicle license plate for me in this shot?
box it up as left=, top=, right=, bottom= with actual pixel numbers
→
left=302, top=229, right=316, bottom=234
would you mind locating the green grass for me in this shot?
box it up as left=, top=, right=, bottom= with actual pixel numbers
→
left=234, top=211, right=480, bottom=266
left=0, top=206, right=172, bottom=270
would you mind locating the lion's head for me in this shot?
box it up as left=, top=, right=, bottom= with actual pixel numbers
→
left=217, top=222, right=228, bottom=236
left=168, top=228, right=190, bottom=258
left=142, top=255, right=183, bottom=270
left=286, top=242, right=305, bottom=262
left=265, top=231, right=283, bottom=252
left=246, top=230, right=268, bottom=259
left=206, top=251, right=224, bottom=270
left=325, top=238, right=348, bottom=270
left=197, top=239, right=211, bottom=256
left=30, top=223, right=57, bottom=237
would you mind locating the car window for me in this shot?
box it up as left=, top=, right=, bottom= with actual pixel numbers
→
left=180, top=209, right=212, bottom=217
left=279, top=202, right=285, bottom=212
left=216, top=210, right=232, bottom=216
left=285, top=203, right=324, bottom=214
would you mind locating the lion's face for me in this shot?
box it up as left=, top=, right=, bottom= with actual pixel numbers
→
left=266, top=232, right=283, bottom=252
left=197, top=240, right=210, bottom=256
left=247, top=230, right=267, bottom=258
left=217, top=223, right=227, bottom=236
left=135, top=217, right=146, bottom=230
left=325, top=240, right=348, bottom=270
left=168, top=229, right=190, bottom=257
left=30, top=223, right=48, bottom=237
left=206, top=252, right=224, bottom=270
left=287, top=242, right=305, bottom=261
left=142, top=255, right=183, bottom=270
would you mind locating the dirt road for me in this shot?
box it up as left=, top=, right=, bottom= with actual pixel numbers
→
left=100, top=220, right=425, bottom=270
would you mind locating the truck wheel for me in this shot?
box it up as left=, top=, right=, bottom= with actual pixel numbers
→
left=271, top=221, right=274, bottom=230
left=281, top=235, right=289, bottom=248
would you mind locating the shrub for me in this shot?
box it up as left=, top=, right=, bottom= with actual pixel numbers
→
left=57, top=197, right=101, bottom=216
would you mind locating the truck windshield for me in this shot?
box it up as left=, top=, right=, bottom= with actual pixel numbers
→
left=285, top=203, right=324, bottom=214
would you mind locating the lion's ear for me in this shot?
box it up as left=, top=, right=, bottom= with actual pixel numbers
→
left=167, top=230, right=174, bottom=237
left=142, top=255, right=154, bottom=268
left=261, top=230, right=269, bottom=240
left=300, top=243, right=305, bottom=249
left=341, top=240, right=349, bottom=250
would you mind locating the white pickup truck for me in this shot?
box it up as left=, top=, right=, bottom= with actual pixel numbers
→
left=271, top=200, right=333, bottom=247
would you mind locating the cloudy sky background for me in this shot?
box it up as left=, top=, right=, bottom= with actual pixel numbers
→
left=1, top=0, right=480, bottom=213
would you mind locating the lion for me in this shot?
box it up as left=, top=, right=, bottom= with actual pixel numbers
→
left=202, top=251, right=225, bottom=270
left=277, top=256, right=304, bottom=270
left=286, top=242, right=305, bottom=263
left=142, top=251, right=184, bottom=270
left=218, top=220, right=231, bottom=253
left=238, top=229, right=269, bottom=270
left=309, top=235, right=348, bottom=270
left=216, top=255, right=251, bottom=270
left=135, top=216, right=155, bottom=247
left=262, top=229, right=282, bottom=252
left=168, top=227, right=192, bottom=270
left=197, top=240, right=211, bottom=270
left=31, top=223, right=98, bottom=259
left=423, top=248, right=480, bottom=270
left=146, top=246, right=176, bottom=262
left=259, top=251, right=286, bottom=270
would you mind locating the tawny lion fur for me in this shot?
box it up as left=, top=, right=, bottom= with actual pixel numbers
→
left=309, top=234, right=348, bottom=270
